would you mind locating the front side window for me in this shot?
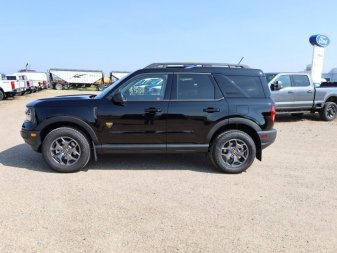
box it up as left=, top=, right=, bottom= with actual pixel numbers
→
left=121, top=74, right=168, bottom=101
left=292, top=75, right=310, bottom=87
left=177, top=74, right=215, bottom=100
left=274, top=75, right=292, bottom=88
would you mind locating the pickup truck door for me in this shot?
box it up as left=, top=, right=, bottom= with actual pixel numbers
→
left=289, top=75, right=315, bottom=109
left=270, top=75, right=294, bottom=109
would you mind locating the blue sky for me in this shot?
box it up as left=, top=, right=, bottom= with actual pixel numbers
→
left=0, top=0, right=336, bottom=74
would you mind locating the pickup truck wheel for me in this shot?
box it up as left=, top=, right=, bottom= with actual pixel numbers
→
left=42, top=127, right=91, bottom=173
left=0, top=90, right=5, bottom=100
left=210, top=130, right=256, bottom=174
left=320, top=102, right=337, bottom=121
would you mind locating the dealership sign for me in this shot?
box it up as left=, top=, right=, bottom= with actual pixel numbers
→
left=310, top=34, right=330, bottom=83
left=309, top=34, right=330, bottom=48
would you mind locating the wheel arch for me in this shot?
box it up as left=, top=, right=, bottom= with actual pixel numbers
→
left=324, top=96, right=337, bottom=104
left=38, top=116, right=99, bottom=148
left=207, top=118, right=262, bottom=160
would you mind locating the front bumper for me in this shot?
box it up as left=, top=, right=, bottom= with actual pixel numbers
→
left=258, top=129, right=277, bottom=149
left=21, top=126, right=41, bottom=152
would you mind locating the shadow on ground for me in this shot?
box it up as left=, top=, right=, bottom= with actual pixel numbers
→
left=0, top=144, right=218, bottom=174
left=276, top=113, right=321, bottom=123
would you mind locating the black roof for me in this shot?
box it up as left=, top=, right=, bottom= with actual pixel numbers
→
left=140, top=62, right=263, bottom=76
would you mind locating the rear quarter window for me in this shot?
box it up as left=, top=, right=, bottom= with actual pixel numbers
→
left=213, top=74, right=266, bottom=98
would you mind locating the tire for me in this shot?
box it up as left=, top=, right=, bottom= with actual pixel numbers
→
left=0, top=90, right=5, bottom=100
left=97, top=84, right=105, bottom=91
left=319, top=102, right=337, bottom=121
left=209, top=130, right=256, bottom=174
left=42, top=127, right=91, bottom=173
left=55, top=83, right=63, bottom=90
left=291, top=113, right=304, bottom=117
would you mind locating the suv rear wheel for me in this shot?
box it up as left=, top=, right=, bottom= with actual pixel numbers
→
left=42, top=127, right=91, bottom=173
left=210, top=130, right=256, bottom=173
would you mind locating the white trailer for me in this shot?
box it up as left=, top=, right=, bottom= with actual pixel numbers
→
left=110, top=71, right=130, bottom=83
left=49, top=68, right=104, bottom=90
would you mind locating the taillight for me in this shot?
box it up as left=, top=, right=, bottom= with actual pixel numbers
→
left=11, top=81, right=15, bottom=89
left=27, top=81, right=30, bottom=87
left=271, top=105, right=276, bottom=124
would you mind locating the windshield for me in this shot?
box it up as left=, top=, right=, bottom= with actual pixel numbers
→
left=95, top=74, right=131, bottom=99
left=265, top=73, right=278, bottom=83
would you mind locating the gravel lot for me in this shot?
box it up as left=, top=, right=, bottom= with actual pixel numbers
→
left=1, top=90, right=337, bottom=253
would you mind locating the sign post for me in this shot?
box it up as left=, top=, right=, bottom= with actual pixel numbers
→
left=309, top=34, right=330, bottom=84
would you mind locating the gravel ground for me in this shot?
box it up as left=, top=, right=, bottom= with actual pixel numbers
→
left=0, top=90, right=337, bottom=253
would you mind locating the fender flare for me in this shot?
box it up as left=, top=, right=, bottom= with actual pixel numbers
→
left=37, top=116, right=99, bottom=144
left=206, top=117, right=262, bottom=143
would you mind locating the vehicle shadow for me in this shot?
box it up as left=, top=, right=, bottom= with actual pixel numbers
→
left=275, top=113, right=321, bottom=122
left=0, top=144, right=219, bottom=174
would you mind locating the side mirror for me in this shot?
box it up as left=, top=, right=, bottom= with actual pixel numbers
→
left=271, top=81, right=283, bottom=91
left=112, top=92, right=124, bottom=105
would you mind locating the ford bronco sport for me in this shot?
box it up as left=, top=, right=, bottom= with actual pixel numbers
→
left=21, top=63, right=277, bottom=173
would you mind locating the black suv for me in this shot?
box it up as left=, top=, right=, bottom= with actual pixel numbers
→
left=21, top=63, right=277, bottom=173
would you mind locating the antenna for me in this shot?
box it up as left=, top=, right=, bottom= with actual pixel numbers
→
left=238, top=57, right=244, bottom=64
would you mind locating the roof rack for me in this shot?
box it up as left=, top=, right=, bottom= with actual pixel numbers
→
left=145, top=62, right=249, bottom=69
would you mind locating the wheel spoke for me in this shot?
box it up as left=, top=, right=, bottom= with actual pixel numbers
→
left=221, top=138, right=249, bottom=168
left=50, top=136, right=81, bottom=166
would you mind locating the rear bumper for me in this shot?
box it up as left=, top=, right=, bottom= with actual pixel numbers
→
left=258, top=129, right=277, bottom=149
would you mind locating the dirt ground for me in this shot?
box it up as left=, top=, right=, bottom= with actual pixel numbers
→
left=1, top=90, right=337, bottom=253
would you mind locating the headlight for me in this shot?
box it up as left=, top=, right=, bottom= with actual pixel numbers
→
left=25, top=107, right=35, bottom=122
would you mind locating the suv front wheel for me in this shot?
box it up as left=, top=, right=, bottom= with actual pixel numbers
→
left=210, top=130, right=256, bottom=173
left=42, top=127, right=91, bottom=173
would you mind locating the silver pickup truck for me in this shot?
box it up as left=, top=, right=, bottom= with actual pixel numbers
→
left=266, top=72, right=337, bottom=121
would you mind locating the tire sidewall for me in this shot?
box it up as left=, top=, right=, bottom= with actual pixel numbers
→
left=321, top=102, right=337, bottom=121
left=42, top=127, right=91, bottom=172
left=211, top=130, right=256, bottom=174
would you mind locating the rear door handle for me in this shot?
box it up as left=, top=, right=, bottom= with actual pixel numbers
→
left=144, top=107, right=162, bottom=113
left=288, top=91, right=295, bottom=94
left=307, top=90, right=313, bottom=93
left=203, top=107, right=220, bottom=113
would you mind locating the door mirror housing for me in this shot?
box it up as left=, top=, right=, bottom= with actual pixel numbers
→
left=112, top=91, right=124, bottom=105
left=271, top=81, right=283, bottom=91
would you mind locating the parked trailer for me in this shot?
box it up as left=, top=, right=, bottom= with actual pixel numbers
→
left=49, top=68, right=104, bottom=90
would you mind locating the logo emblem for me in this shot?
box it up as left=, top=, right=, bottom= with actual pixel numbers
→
left=309, top=35, right=330, bottom=48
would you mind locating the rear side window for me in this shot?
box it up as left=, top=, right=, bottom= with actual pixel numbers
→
left=292, top=75, right=310, bottom=87
left=177, top=74, right=215, bottom=100
left=213, top=74, right=265, bottom=98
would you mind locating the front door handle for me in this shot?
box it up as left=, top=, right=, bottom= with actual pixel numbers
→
left=203, top=107, right=220, bottom=113
left=288, top=91, right=295, bottom=94
left=144, top=107, right=162, bottom=113
left=307, top=90, right=313, bottom=93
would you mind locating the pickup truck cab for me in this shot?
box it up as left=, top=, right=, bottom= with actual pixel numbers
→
left=266, top=72, right=337, bottom=121
left=0, top=74, right=16, bottom=100
left=6, top=74, right=31, bottom=95
left=21, top=63, right=277, bottom=174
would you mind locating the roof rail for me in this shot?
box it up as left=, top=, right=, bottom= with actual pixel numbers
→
left=145, top=62, right=249, bottom=69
